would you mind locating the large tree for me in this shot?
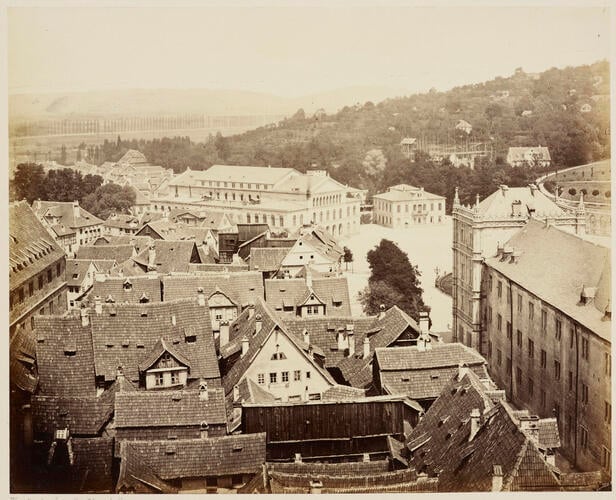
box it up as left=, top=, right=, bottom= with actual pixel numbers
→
left=81, top=183, right=136, bottom=219
left=359, top=239, right=427, bottom=322
left=12, top=163, right=46, bottom=203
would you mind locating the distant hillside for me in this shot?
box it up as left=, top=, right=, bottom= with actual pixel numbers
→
left=9, top=85, right=408, bottom=121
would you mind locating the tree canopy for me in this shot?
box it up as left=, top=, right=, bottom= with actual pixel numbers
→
left=81, top=183, right=136, bottom=220
left=359, top=239, right=427, bottom=322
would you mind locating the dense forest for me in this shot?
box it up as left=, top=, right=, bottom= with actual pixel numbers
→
left=59, top=61, right=610, bottom=209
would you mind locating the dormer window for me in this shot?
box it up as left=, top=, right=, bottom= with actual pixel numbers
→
left=271, top=352, right=287, bottom=360
left=139, top=293, right=150, bottom=303
left=123, top=279, right=133, bottom=291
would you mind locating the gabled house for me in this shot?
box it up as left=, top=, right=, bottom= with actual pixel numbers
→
left=131, top=240, right=202, bottom=274
left=249, top=247, right=290, bottom=277
left=506, top=146, right=552, bottom=168
left=220, top=299, right=337, bottom=423
left=116, top=433, right=267, bottom=493
left=32, top=200, right=104, bottom=255
left=264, top=273, right=352, bottom=317
left=404, top=368, right=601, bottom=491
left=279, top=227, right=343, bottom=276
left=103, top=214, right=141, bottom=236
left=162, top=271, right=264, bottom=333
left=373, top=342, right=489, bottom=410
left=66, top=259, right=99, bottom=309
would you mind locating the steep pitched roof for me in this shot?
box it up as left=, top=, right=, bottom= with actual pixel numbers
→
left=485, top=219, right=611, bottom=340
left=136, top=219, right=213, bottom=244
left=249, top=247, right=290, bottom=272
left=132, top=240, right=200, bottom=274
left=172, top=164, right=295, bottom=187
left=298, top=227, right=344, bottom=261
left=76, top=244, right=135, bottom=264
left=71, top=437, right=115, bottom=492
left=35, top=315, right=97, bottom=397
left=118, top=433, right=267, bottom=479
left=265, top=276, right=352, bottom=316
left=10, top=325, right=38, bottom=393
left=90, top=275, right=162, bottom=304
left=32, top=200, right=103, bottom=228
left=117, top=441, right=177, bottom=494
left=88, top=300, right=219, bottom=382
left=137, top=337, right=192, bottom=372
left=103, top=214, right=141, bottom=230
left=162, top=271, right=264, bottom=307
left=117, top=149, right=148, bottom=165
left=32, top=395, right=114, bottom=435
left=405, top=370, right=560, bottom=491
left=66, top=259, right=96, bottom=287
left=115, top=388, right=226, bottom=428
left=237, top=377, right=277, bottom=404
left=475, top=185, right=565, bottom=217
left=9, top=201, right=65, bottom=295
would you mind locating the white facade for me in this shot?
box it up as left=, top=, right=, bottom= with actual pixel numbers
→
left=373, top=184, right=446, bottom=228
left=241, top=327, right=333, bottom=402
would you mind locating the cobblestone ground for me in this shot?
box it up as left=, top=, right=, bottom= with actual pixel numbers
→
left=339, top=219, right=453, bottom=333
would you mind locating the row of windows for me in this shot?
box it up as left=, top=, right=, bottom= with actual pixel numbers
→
left=375, top=201, right=442, bottom=213
left=196, top=180, right=271, bottom=190
left=313, top=194, right=344, bottom=207
left=10, top=262, right=63, bottom=311
left=257, top=370, right=310, bottom=384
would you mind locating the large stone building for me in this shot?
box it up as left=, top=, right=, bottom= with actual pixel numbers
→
left=373, top=184, right=445, bottom=228
left=481, top=219, right=611, bottom=475
left=452, top=184, right=586, bottom=352
left=148, top=165, right=363, bottom=237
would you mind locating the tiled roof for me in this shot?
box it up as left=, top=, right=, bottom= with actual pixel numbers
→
left=375, top=343, right=486, bottom=371
left=71, top=437, right=115, bottom=492
left=119, top=433, right=267, bottom=479
left=536, top=418, right=561, bottom=449
left=249, top=247, right=290, bottom=272
left=117, top=441, right=177, bottom=493
left=321, top=384, right=367, bottom=400
left=117, top=149, right=148, bottom=165
left=10, top=326, right=38, bottom=393
left=475, top=185, right=564, bottom=217
left=33, top=200, right=103, bottom=228
left=103, top=213, right=140, bottom=230
left=32, top=395, right=114, bottom=435
left=264, top=276, right=352, bottom=316
left=9, top=201, right=65, bottom=294
left=485, top=219, right=611, bottom=340
left=405, top=369, right=560, bottom=491
left=76, top=244, right=135, bottom=264
left=132, top=240, right=200, bottom=274
left=299, top=228, right=344, bottom=261
left=88, top=300, right=219, bottom=382
left=35, top=315, right=97, bottom=397
left=137, top=337, right=192, bottom=372
left=222, top=299, right=336, bottom=395
left=90, top=275, right=162, bottom=304
left=237, top=377, right=277, bottom=404
left=115, top=388, right=226, bottom=428
left=136, top=219, right=213, bottom=244
left=375, top=186, right=445, bottom=202
left=163, top=271, right=264, bottom=307
left=66, top=259, right=95, bottom=287
left=189, top=262, right=249, bottom=273
left=171, top=164, right=295, bottom=187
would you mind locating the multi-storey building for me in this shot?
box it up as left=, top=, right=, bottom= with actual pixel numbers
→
left=452, top=184, right=586, bottom=352
left=482, top=219, right=611, bottom=475
left=373, top=184, right=445, bottom=228
left=9, top=201, right=68, bottom=339
left=149, top=165, right=363, bottom=237
left=32, top=200, right=104, bottom=256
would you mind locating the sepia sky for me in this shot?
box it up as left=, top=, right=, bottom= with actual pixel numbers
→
left=7, top=3, right=611, bottom=97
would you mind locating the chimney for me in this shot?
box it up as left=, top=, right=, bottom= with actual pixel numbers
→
left=499, top=184, right=509, bottom=196
left=529, top=183, right=538, bottom=196
left=469, top=408, right=481, bottom=441
left=199, top=380, right=209, bottom=400
left=511, top=200, right=522, bottom=217
left=72, top=200, right=80, bottom=220
left=378, top=304, right=386, bottom=320
left=347, top=325, right=355, bottom=356
left=116, top=366, right=124, bottom=381
left=247, top=302, right=255, bottom=318
left=302, top=328, right=310, bottom=345
left=197, top=287, right=206, bottom=306
left=94, top=296, right=102, bottom=315
left=419, top=311, right=430, bottom=335
left=294, top=453, right=302, bottom=464
left=241, top=336, right=249, bottom=357
left=147, top=244, right=156, bottom=272
left=363, top=337, right=370, bottom=359
left=255, top=314, right=262, bottom=335
left=362, top=453, right=370, bottom=462
left=337, top=328, right=345, bottom=350
left=80, top=305, right=89, bottom=326
left=131, top=238, right=138, bottom=257
left=171, top=314, right=176, bottom=326
left=457, top=363, right=469, bottom=381
left=233, top=384, right=240, bottom=402
left=219, top=320, right=230, bottom=348
left=305, top=266, right=313, bottom=288
left=492, top=465, right=503, bottom=492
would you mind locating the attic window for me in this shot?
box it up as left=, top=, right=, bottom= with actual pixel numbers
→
left=171, top=394, right=182, bottom=401
left=165, top=444, right=176, bottom=455
left=109, top=308, right=117, bottom=317
left=136, top=342, right=145, bottom=349
left=121, top=339, right=130, bottom=348
left=430, top=374, right=439, bottom=380
left=64, top=346, right=77, bottom=356
left=271, top=352, right=287, bottom=360
left=123, top=280, right=133, bottom=291
left=167, top=434, right=178, bottom=440
left=72, top=273, right=79, bottom=279
left=140, top=310, right=148, bottom=317
left=105, top=342, right=114, bottom=348
left=232, top=444, right=243, bottom=452
left=105, top=295, right=115, bottom=303
left=401, top=376, right=410, bottom=382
